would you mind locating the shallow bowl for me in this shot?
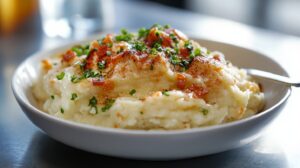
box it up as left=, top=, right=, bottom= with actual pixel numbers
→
left=12, top=38, right=291, bottom=160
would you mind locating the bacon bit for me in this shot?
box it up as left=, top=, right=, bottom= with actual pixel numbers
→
left=85, top=50, right=98, bottom=70
left=41, top=59, right=52, bottom=71
left=97, top=45, right=109, bottom=57
left=116, top=112, right=125, bottom=121
left=93, top=79, right=114, bottom=90
left=144, top=28, right=172, bottom=47
left=179, top=48, right=190, bottom=58
left=186, top=84, right=208, bottom=98
left=62, top=50, right=76, bottom=62
left=213, top=54, right=221, bottom=62
left=176, top=73, right=186, bottom=90
left=160, top=33, right=172, bottom=47
left=92, top=77, right=105, bottom=86
left=85, top=45, right=109, bottom=70
left=102, top=34, right=113, bottom=44
left=145, top=28, right=159, bottom=47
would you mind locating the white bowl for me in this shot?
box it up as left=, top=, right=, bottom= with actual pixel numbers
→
left=12, top=38, right=291, bottom=160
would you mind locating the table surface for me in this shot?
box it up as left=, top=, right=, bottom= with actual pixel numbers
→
left=1, top=1, right=300, bottom=167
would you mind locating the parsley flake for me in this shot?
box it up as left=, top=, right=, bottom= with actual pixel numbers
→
left=162, top=90, right=170, bottom=96
left=60, top=108, right=64, bottom=113
left=71, top=93, right=78, bottom=100
left=201, top=109, right=209, bottom=116
left=89, top=96, right=98, bottom=114
left=97, top=60, right=106, bottom=70
left=101, top=99, right=115, bottom=112
left=56, top=72, right=65, bottom=80
left=129, top=89, right=136, bottom=95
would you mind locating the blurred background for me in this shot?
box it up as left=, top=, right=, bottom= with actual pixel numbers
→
left=0, top=0, right=300, bottom=37
left=1, top=0, right=300, bottom=38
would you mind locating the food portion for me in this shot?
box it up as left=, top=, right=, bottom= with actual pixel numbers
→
left=33, top=24, right=264, bottom=130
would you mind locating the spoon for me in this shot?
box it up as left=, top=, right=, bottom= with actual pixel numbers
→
left=245, top=69, right=300, bottom=87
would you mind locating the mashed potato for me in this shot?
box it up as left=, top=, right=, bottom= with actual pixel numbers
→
left=33, top=24, right=264, bottom=130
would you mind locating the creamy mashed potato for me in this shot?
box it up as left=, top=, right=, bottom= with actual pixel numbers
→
left=33, top=24, right=264, bottom=130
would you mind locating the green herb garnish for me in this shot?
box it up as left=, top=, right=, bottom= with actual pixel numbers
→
left=170, top=55, right=181, bottom=65
left=70, top=75, right=80, bottom=83
left=51, top=95, right=55, bottom=100
left=56, top=72, right=65, bottom=80
left=60, top=108, right=64, bottom=113
left=83, top=70, right=100, bottom=78
left=194, top=48, right=201, bottom=56
left=133, top=41, right=147, bottom=52
left=138, top=27, right=149, bottom=39
left=169, top=33, right=178, bottom=43
left=162, top=90, right=170, bottom=96
left=129, top=89, right=136, bottom=95
left=107, top=43, right=113, bottom=48
left=71, top=93, right=78, bottom=100
left=150, top=48, right=158, bottom=55
left=115, top=28, right=134, bottom=42
left=153, top=42, right=162, bottom=52
left=184, top=41, right=193, bottom=51
left=89, top=96, right=98, bottom=114
left=72, top=47, right=83, bottom=56
left=101, top=99, right=115, bottom=112
left=164, top=24, right=170, bottom=29
left=201, top=109, right=209, bottom=116
left=97, top=60, right=106, bottom=70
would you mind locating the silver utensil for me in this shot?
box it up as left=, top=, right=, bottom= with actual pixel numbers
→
left=245, top=69, right=300, bottom=87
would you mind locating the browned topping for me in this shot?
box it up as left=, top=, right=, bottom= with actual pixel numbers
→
left=41, top=59, right=52, bottom=71
left=62, top=50, right=76, bottom=62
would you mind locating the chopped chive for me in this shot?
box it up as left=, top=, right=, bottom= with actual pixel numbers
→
left=107, top=43, right=113, bottom=48
left=50, top=95, right=55, bottom=100
left=101, top=99, right=115, bottom=112
left=89, top=96, right=98, bottom=114
left=150, top=48, right=158, bottom=55
left=169, top=33, right=178, bottom=43
left=71, top=75, right=80, bottom=83
left=72, top=47, right=83, bottom=56
left=83, top=49, right=90, bottom=55
left=153, top=43, right=162, bottom=52
left=155, top=31, right=160, bottom=37
left=194, top=48, right=201, bottom=56
left=83, top=69, right=100, bottom=78
left=201, top=109, right=209, bottom=116
left=56, top=72, right=65, bottom=80
left=129, top=89, right=136, bottom=95
left=162, top=90, right=170, bottom=96
left=133, top=41, right=147, bottom=51
left=60, top=108, right=64, bottom=113
left=71, top=93, right=78, bottom=100
left=138, top=27, right=149, bottom=38
left=115, top=28, right=134, bottom=42
left=164, top=24, right=170, bottom=29
left=97, top=60, right=106, bottom=70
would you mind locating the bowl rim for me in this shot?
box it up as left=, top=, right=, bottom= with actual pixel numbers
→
left=12, top=37, right=292, bottom=136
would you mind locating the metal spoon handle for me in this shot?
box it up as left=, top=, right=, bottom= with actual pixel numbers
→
left=245, top=69, right=300, bottom=87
